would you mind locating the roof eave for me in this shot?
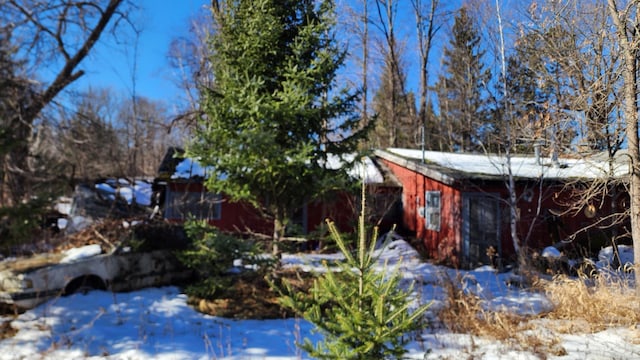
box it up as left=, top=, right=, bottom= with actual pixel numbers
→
left=374, top=149, right=457, bottom=186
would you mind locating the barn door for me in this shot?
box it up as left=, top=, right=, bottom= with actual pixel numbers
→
left=462, top=193, right=501, bottom=268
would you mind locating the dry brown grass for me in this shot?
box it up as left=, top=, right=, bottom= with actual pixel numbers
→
left=540, top=272, right=640, bottom=333
left=0, top=320, right=17, bottom=340
left=189, top=268, right=317, bottom=319
left=436, top=270, right=640, bottom=356
left=437, top=274, right=567, bottom=357
left=438, top=274, right=530, bottom=339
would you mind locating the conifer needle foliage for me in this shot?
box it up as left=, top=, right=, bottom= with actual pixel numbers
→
left=279, top=185, right=430, bottom=359
left=189, top=0, right=369, bottom=250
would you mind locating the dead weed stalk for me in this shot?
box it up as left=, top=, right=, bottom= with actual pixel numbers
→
left=540, top=271, right=640, bottom=332
left=436, top=274, right=566, bottom=356
left=437, top=273, right=527, bottom=340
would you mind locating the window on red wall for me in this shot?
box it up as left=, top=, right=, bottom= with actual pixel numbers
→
left=165, top=191, right=222, bottom=220
left=425, top=191, right=441, bottom=231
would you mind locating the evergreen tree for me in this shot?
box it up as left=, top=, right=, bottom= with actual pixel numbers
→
left=279, top=187, right=430, bottom=359
left=370, top=50, right=417, bottom=149
left=191, top=0, right=367, bottom=252
left=434, top=6, right=491, bottom=152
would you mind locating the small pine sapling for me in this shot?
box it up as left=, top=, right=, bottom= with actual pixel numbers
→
left=279, top=184, right=430, bottom=359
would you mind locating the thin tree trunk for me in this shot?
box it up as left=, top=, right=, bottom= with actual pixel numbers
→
left=412, top=0, right=440, bottom=152
left=362, top=0, right=368, bottom=128
left=607, top=0, right=640, bottom=293
left=273, top=208, right=286, bottom=255
left=494, top=0, right=522, bottom=268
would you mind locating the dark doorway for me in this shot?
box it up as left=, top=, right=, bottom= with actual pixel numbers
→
left=462, top=193, right=501, bottom=268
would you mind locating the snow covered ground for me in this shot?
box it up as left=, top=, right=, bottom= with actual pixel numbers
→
left=0, top=239, right=638, bottom=359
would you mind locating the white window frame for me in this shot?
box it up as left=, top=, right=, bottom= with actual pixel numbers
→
left=425, top=191, right=441, bottom=231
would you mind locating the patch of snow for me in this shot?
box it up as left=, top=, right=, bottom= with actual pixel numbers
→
left=172, top=154, right=384, bottom=184
left=324, top=154, right=384, bottom=184
left=597, top=245, right=634, bottom=269
left=60, top=244, right=102, bottom=263
left=65, top=215, right=93, bottom=233
left=133, top=180, right=153, bottom=206
left=542, top=246, right=562, bottom=259
left=53, top=198, right=72, bottom=215
left=94, top=179, right=152, bottom=206
left=2, top=241, right=640, bottom=359
left=56, top=218, right=67, bottom=230
left=122, top=220, right=141, bottom=229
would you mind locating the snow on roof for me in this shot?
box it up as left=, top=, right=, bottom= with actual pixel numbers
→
left=323, top=154, right=384, bottom=184
left=381, top=148, right=629, bottom=181
left=171, top=158, right=212, bottom=179
left=171, top=154, right=385, bottom=184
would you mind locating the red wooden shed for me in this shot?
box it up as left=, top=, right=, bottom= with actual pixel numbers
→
left=375, top=148, right=629, bottom=269
left=152, top=148, right=402, bottom=241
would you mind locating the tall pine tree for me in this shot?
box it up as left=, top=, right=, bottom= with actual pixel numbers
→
left=190, top=0, right=367, bottom=252
left=435, top=6, right=491, bottom=152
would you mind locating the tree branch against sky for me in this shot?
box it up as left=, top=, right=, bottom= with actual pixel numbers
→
left=0, top=0, right=134, bottom=205
left=411, top=0, right=445, bottom=152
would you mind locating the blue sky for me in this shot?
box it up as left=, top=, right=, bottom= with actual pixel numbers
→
left=72, top=0, right=470, bottom=115
left=75, top=0, right=209, bottom=107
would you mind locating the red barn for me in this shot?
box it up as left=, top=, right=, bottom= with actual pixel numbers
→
left=152, top=148, right=401, bottom=241
left=375, top=148, right=630, bottom=269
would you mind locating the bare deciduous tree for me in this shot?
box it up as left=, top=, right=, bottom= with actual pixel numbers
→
left=0, top=0, right=133, bottom=205
left=371, top=0, right=413, bottom=148
left=167, top=8, right=215, bottom=131
left=607, top=0, right=640, bottom=289
left=118, top=96, right=176, bottom=177
left=56, top=88, right=125, bottom=181
left=411, top=0, right=445, bottom=152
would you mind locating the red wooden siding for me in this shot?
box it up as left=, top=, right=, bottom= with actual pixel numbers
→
left=165, top=182, right=272, bottom=234
left=379, top=157, right=625, bottom=268
left=163, top=182, right=369, bottom=238
left=382, top=160, right=461, bottom=265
